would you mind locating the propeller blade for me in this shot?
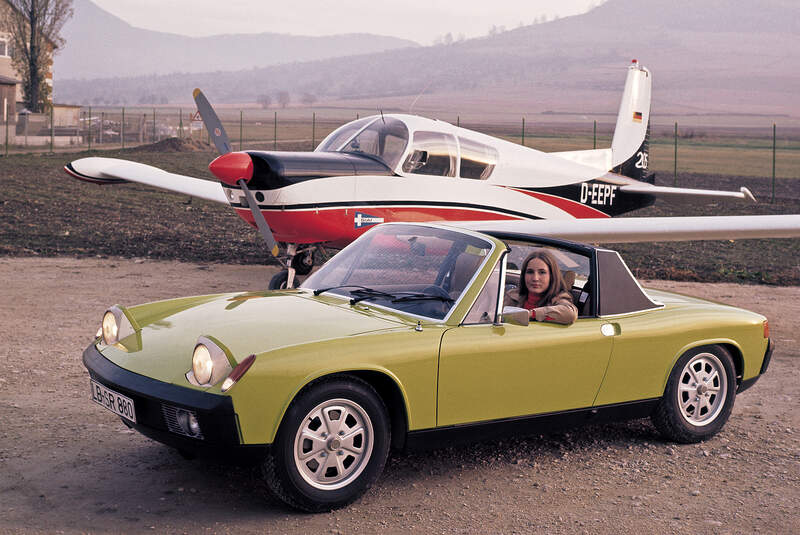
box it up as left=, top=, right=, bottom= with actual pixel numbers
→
left=193, top=88, right=232, bottom=154
left=238, top=179, right=280, bottom=258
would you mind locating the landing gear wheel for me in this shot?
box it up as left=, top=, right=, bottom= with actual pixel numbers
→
left=269, top=269, right=297, bottom=290
left=651, top=345, right=736, bottom=443
left=291, top=252, right=314, bottom=276
left=262, top=377, right=390, bottom=512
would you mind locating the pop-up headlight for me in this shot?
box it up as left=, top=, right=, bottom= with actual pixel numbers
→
left=100, top=305, right=136, bottom=345
left=187, top=336, right=233, bottom=387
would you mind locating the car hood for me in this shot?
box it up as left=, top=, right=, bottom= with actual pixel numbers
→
left=98, top=290, right=407, bottom=386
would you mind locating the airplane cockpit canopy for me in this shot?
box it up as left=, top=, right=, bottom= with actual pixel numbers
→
left=317, top=115, right=499, bottom=180
left=316, top=116, right=409, bottom=170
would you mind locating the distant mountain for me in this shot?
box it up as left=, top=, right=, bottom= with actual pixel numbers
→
left=56, top=0, right=800, bottom=115
left=57, top=0, right=418, bottom=79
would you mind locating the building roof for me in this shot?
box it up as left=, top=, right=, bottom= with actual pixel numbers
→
left=0, top=74, right=20, bottom=85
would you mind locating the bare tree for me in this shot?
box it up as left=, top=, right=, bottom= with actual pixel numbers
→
left=300, top=92, right=316, bottom=107
left=4, top=0, right=73, bottom=112
left=276, top=90, right=290, bottom=109
left=257, top=94, right=272, bottom=109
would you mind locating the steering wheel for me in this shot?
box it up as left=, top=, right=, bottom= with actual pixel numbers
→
left=422, top=285, right=452, bottom=300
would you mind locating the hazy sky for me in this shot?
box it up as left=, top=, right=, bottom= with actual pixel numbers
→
left=91, top=0, right=604, bottom=44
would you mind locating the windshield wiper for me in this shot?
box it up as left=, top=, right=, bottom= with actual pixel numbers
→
left=311, top=285, right=398, bottom=304
left=392, top=293, right=454, bottom=303
left=313, top=284, right=375, bottom=296
left=349, top=288, right=398, bottom=305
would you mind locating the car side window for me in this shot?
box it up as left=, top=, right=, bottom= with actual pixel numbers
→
left=504, top=241, right=594, bottom=318
left=463, top=260, right=501, bottom=324
left=402, top=131, right=457, bottom=177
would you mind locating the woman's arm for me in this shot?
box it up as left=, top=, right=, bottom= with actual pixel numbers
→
left=532, top=291, right=578, bottom=325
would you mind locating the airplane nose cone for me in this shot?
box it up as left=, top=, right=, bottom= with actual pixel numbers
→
left=209, top=152, right=254, bottom=186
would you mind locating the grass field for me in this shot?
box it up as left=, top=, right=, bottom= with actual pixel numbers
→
left=8, top=110, right=799, bottom=179
left=0, top=136, right=798, bottom=285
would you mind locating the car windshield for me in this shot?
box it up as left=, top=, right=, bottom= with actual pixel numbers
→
left=302, top=224, right=494, bottom=320
left=315, top=116, right=409, bottom=170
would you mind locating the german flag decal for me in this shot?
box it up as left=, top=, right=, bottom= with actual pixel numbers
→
left=633, top=111, right=643, bottom=123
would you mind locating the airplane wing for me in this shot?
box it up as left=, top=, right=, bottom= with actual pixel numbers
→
left=64, top=157, right=228, bottom=204
left=452, top=215, right=800, bottom=243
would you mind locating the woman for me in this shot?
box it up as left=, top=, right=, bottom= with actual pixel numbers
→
left=509, top=250, right=577, bottom=325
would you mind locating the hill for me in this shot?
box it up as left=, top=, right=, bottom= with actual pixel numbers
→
left=55, top=0, right=800, bottom=116
left=57, top=0, right=418, bottom=79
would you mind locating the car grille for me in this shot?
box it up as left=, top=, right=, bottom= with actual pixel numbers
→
left=161, top=404, right=205, bottom=439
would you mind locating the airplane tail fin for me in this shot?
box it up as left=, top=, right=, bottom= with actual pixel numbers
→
left=610, top=60, right=652, bottom=182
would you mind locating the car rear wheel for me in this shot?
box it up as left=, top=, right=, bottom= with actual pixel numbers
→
left=652, top=345, right=736, bottom=443
left=262, top=376, right=390, bottom=512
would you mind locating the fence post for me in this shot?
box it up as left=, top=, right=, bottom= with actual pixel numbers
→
left=673, top=121, right=678, bottom=186
left=4, top=99, right=8, bottom=157
left=240, top=109, right=243, bottom=150
left=50, top=105, right=54, bottom=153
left=312, top=111, right=315, bottom=149
left=593, top=119, right=597, bottom=149
left=274, top=111, right=277, bottom=150
left=457, top=115, right=460, bottom=127
left=772, top=123, right=776, bottom=203
left=87, top=106, right=92, bottom=151
left=152, top=108, right=156, bottom=143
left=521, top=117, right=525, bottom=146
left=121, top=107, right=125, bottom=149
left=179, top=108, right=183, bottom=139
left=100, top=111, right=104, bottom=144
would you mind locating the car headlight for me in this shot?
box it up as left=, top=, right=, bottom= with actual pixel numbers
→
left=100, top=306, right=136, bottom=345
left=188, top=336, right=232, bottom=387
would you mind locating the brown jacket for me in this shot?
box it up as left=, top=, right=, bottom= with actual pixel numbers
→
left=506, top=290, right=578, bottom=325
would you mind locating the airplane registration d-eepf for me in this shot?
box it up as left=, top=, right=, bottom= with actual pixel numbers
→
left=65, top=61, right=760, bottom=288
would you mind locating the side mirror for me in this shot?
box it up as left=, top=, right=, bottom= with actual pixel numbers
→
left=501, top=306, right=529, bottom=326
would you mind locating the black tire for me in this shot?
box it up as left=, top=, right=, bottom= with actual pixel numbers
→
left=651, top=345, right=736, bottom=443
left=262, top=376, right=390, bottom=512
left=291, top=253, right=314, bottom=276
left=269, top=269, right=294, bottom=290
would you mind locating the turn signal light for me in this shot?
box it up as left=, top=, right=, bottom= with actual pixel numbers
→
left=221, top=354, right=256, bottom=392
left=763, top=320, right=769, bottom=339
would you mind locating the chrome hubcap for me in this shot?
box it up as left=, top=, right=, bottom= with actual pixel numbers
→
left=677, top=352, right=727, bottom=427
left=293, top=398, right=373, bottom=490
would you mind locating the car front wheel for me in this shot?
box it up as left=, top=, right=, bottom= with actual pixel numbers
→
left=262, top=377, right=390, bottom=512
left=652, top=345, right=736, bottom=443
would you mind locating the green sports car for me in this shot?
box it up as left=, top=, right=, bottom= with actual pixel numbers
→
left=84, top=222, right=773, bottom=511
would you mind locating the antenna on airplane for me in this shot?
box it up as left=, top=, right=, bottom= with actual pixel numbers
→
left=408, top=80, right=433, bottom=114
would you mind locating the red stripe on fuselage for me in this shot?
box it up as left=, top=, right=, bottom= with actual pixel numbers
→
left=506, top=188, right=611, bottom=219
left=234, top=206, right=520, bottom=246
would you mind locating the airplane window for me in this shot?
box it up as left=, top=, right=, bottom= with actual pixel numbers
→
left=459, top=137, right=498, bottom=180
left=326, top=117, right=409, bottom=170
left=402, top=131, right=457, bottom=177
left=316, top=117, right=376, bottom=152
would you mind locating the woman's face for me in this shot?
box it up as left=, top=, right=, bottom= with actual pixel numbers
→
left=525, top=257, right=550, bottom=297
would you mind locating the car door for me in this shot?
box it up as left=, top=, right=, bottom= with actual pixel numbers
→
left=437, top=319, right=613, bottom=427
left=436, top=248, right=613, bottom=427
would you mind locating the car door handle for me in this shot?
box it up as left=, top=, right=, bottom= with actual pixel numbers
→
left=601, top=323, right=620, bottom=337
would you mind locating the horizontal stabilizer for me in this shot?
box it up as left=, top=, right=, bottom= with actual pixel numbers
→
left=65, top=157, right=228, bottom=204
left=452, top=215, right=800, bottom=243
left=619, top=183, right=757, bottom=202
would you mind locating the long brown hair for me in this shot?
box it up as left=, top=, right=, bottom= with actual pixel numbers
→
left=518, top=250, right=567, bottom=306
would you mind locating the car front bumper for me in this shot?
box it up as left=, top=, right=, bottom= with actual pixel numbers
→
left=83, top=344, right=268, bottom=459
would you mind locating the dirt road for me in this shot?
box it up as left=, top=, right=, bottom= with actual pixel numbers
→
left=1, top=257, right=798, bottom=534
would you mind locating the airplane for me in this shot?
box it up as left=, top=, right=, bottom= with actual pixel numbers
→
left=64, top=60, right=771, bottom=289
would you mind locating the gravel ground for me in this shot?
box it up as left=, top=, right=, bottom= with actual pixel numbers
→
left=0, top=257, right=798, bottom=534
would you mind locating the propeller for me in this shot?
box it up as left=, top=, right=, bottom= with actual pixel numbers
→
left=192, top=88, right=232, bottom=154
left=193, top=88, right=280, bottom=258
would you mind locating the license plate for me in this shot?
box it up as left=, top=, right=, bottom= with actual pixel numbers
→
left=90, top=380, right=137, bottom=424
